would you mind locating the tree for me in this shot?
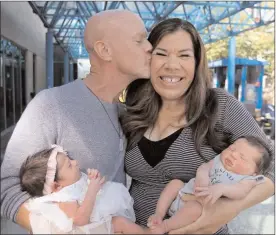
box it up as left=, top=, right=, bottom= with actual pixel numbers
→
left=205, top=23, right=274, bottom=87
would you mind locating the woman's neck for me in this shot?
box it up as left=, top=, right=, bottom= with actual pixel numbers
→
left=145, top=99, right=186, bottom=141
left=159, top=99, right=186, bottom=126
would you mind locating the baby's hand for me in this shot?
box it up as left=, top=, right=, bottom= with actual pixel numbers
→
left=194, top=184, right=224, bottom=205
left=147, top=213, right=163, bottom=229
left=87, top=169, right=105, bottom=193
left=194, top=175, right=210, bottom=193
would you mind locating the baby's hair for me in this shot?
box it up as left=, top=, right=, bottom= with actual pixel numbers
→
left=241, top=136, right=271, bottom=174
left=19, top=147, right=58, bottom=197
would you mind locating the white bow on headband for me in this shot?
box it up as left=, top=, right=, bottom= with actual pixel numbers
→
left=42, top=145, right=67, bottom=195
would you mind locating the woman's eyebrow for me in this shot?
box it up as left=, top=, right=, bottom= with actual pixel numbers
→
left=178, top=49, right=194, bottom=53
left=155, top=48, right=194, bottom=53
left=155, top=48, right=167, bottom=52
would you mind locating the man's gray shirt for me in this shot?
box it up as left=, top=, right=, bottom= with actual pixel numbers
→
left=1, top=79, right=126, bottom=222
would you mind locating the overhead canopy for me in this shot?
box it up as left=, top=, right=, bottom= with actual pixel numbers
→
left=29, top=1, right=275, bottom=59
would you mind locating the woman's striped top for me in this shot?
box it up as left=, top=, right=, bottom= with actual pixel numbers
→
left=125, top=88, right=274, bottom=234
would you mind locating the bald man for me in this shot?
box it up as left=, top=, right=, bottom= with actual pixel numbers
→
left=1, top=10, right=152, bottom=232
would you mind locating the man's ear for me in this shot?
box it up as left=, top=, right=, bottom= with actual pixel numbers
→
left=93, top=40, right=112, bottom=61
left=51, top=181, right=63, bottom=193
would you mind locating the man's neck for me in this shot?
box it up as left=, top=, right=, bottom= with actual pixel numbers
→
left=83, top=72, right=131, bottom=103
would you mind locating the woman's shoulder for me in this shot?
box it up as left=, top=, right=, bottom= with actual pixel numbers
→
left=211, top=88, right=233, bottom=100
left=210, top=88, right=241, bottom=109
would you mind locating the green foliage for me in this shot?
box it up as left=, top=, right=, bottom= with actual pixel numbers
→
left=205, top=23, right=274, bottom=86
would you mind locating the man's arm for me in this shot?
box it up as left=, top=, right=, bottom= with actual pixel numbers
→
left=1, top=90, right=58, bottom=230
left=16, top=204, right=32, bottom=232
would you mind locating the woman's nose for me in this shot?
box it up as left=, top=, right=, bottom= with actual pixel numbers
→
left=164, top=57, right=180, bottom=71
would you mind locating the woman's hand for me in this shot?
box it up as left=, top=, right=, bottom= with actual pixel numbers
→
left=169, top=198, right=240, bottom=234
left=147, top=213, right=163, bottom=228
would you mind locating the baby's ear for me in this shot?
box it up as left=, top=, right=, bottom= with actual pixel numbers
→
left=51, top=181, right=63, bottom=192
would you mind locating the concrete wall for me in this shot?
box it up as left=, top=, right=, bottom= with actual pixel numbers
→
left=1, top=2, right=47, bottom=94
left=36, top=56, right=47, bottom=92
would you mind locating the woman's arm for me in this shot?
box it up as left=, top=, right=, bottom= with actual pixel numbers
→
left=169, top=176, right=274, bottom=234
left=169, top=90, right=275, bottom=234
left=238, top=176, right=274, bottom=210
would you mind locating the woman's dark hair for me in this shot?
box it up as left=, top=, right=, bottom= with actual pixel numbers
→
left=19, top=148, right=58, bottom=197
left=120, top=18, right=227, bottom=160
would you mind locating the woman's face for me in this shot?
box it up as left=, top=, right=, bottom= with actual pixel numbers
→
left=150, top=30, right=196, bottom=102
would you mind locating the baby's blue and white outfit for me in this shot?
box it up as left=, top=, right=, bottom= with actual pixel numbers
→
left=169, top=155, right=265, bottom=216
left=26, top=172, right=135, bottom=234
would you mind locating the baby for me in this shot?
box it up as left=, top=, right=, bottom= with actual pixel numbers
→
left=20, top=145, right=149, bottom=234
left=147, top=136, right=271, bottom=234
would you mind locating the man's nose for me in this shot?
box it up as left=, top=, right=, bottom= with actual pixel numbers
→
left=145, top=40, right=153, bottom=53
left=71, top=160, right=78, bottom=166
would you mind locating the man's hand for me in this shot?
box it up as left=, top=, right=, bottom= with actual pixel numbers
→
left=194, top=184, right=224, bottom=205
left=169, top=198, right=240, bottom=234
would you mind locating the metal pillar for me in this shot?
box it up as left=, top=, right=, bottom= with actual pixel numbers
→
left=256, top=66, right=264, bottom=109
left=64, top=50, right=69, bottom=84
left=46, top=29, right=54, bottom=88
left=25, top=51, right=33, bottom=104
left=1, top=55, right=7, bottom=129
left=227, top=37, right=236, bottom=95
left=70, top=61, right=74, bottom=81
left=240, top=66, right=247, bottom=102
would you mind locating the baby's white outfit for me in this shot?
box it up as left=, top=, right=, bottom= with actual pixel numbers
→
left=26, top=172, right=135, bottom=234
left=169, top=155, right=265, bottom=216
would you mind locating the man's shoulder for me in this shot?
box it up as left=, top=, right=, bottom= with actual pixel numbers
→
left=35, top=80, right=80, bottom=103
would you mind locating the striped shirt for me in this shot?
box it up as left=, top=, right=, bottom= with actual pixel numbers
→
left=125, top=88, right=274, bottom=234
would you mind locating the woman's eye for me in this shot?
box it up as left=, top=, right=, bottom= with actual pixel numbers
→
left=155, top=52, right=166, bottom=56
left=180, top=54, right=191, bottom=57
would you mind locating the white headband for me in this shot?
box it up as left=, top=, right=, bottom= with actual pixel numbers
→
left=42, top=145, right=67, bottom=195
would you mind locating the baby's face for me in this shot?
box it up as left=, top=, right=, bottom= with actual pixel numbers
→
left=56, top=153, right=81, bottom=187
left=220, top=138, right=261, bottom=175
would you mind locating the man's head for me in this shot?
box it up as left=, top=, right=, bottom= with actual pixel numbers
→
left=84, top=10, right=152, bottom=82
